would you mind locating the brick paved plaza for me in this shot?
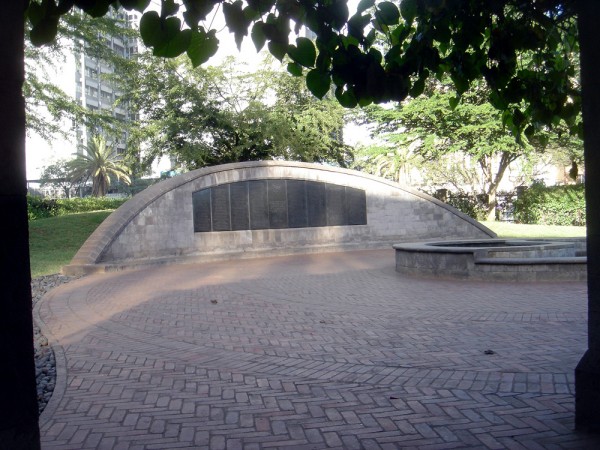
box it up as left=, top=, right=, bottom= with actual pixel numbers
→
left=36, top=249, right=600, bottom=449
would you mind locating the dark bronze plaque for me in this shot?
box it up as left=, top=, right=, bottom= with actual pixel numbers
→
left=192, top=189, right=211, bottom=232
left=287, top=180, right=308, bottom=228
left=307, top=182, right=326, bottom=227
left=193, top=179, right=367, bottom=233
left=211, top=184, right=231, bottom=231
left=268, top=179, right=288, bottom=228
left=230, top=182, right=249, bottom=231
left=345, top=186, right=367, bottom=225
left=326, top=184, right=346, bottom=226
left=249, top=180, right=269, bottom=229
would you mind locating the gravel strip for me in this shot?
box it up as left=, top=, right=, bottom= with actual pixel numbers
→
left=32, top=274, right=80, bottom=415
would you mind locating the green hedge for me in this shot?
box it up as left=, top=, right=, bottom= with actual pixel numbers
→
left=28, top=196, right=128, bottom=220
left=428, top=190, right=488, bottom=221
left=445, top=194, right=488, bottom=221
left=513, top=182, right=586, bottom=226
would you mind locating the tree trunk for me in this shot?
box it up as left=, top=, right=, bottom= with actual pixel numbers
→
left=482, top=152, right=516, bottom=222
left=93, top=175, right=107, bottom=197
left=484, top=192, right=496, bottom=221
left=575, top=0, right=600, bottom=432
left=0, top=2, right=41, bottom=448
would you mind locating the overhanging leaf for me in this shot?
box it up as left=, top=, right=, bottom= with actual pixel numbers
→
left=287, top=62, right=303, bottom=76
left=400, top=0, right=417, bottom=23
left=328, top=0, right=350, bottom=30
left=187, top=29, right=219, bottom=67
left=451, top=73, right=469, bottom=95
left=119, top=0, right=151, bottom=12
left=223, top=1, right=249, bottom=49
left=80, top=0, right=112, bottom=17
left=27, top=0, right=48, bottom=27
left=335, top=87, right=358, bottom=108
left=30, top=17, right=59, bottom=46
left=316, top=52, right=332, bottom=71
left=183, top=0, right=217, bottom=25
left=140, top=11, right=161, bottom=47
left=409, top=77, right=425, bottom=97
left=306, top=69, right=331, bottom=99
left=154, top=29, right=192, bottom=58
left=348, top=13, right=372, bottom=39
left=357, top=0, right=375, bottom=14
left=287, top=37, right=316, bottom=68
left=251, top=22, right=267, bottom=52
left=243, top=5, right=261, bottom=21
left=449, top=96, right=460, bottom=110
left=161, top=0, right=179, bottom=17
left=376, top=2, right=400, bottom=26
left=268, top=41, right=287, bottom=61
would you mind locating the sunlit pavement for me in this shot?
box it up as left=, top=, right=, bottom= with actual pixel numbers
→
left=36, top=249, right=600, bottom=449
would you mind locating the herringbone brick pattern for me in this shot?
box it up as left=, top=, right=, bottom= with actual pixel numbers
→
left=35, top=250, right=600, bottom=448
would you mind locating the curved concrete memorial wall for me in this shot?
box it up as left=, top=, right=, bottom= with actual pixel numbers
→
left=64, top=161, right=495, bottom=274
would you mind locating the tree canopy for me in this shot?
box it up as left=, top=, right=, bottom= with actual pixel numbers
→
left=27, top=0, right=580, bottom=143
left=357, top=79, right=576, bottom=219
left=25, top=9, right=135, bottom=142
left=121, top=53, right=352, bottom=171
left=39, top=158, right=87, bottom=197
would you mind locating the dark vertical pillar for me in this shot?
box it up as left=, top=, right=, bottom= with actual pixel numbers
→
left=0, top=2, right=41, bottom=449
left=576, top=0, right=600, bottom=432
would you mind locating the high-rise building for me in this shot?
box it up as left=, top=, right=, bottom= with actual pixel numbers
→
left=73, top=8, right=139, bottom=155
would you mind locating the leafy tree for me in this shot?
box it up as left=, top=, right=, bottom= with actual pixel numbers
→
left=530, top=122, right=584, bottom=181
left=39, top=158, right=87, bottom=198
left=122, top=54, right=351, bottom=171
left=360, top=80, right=537, bottom=219
left=269, top=69, right=352, bottom=166
left=68, top=135, right=131, bottom=197
left=25, top=9, right=135, bottom=142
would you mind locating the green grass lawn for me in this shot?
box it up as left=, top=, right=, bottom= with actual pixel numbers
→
left=29, top=211, right=113, bottom=278
left=482, top=221, right=586, bottom=238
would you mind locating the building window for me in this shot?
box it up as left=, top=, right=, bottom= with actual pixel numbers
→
left=113, top=44, right=125, bottom=56
left=85, top=85, right=98, bottom=97
left=85, top=67, right=98, bottom=78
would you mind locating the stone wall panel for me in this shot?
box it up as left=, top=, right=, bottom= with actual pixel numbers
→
left=65, top=161, right=494, bottom=274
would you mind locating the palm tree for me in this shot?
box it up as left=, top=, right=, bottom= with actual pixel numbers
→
left=69, top=136, right=131, bottom=197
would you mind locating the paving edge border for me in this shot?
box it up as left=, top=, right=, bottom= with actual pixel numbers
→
left=35, top=284, right=72, bottom=428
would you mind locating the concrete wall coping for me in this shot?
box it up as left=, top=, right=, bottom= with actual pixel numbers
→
left=393, top=239, right=582, bottom=254
left=476, top=256, right=587, bottom=265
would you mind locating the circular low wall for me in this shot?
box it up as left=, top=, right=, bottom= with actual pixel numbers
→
left=394, top=238, right=587, bottom=281
left=63, top=161, right=495, bottom=274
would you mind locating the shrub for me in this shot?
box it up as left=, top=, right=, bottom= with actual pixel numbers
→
left=55, top=197, right=128, bottom=214
left=446, top=193, right=488, bottom=221
left=27, top=196, right=60, bottom=220
left=513, top=181, right=586, bottom=226
left=28, top=196, right=128, bottom=220
left=429, top=190, right=488, bottom=221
